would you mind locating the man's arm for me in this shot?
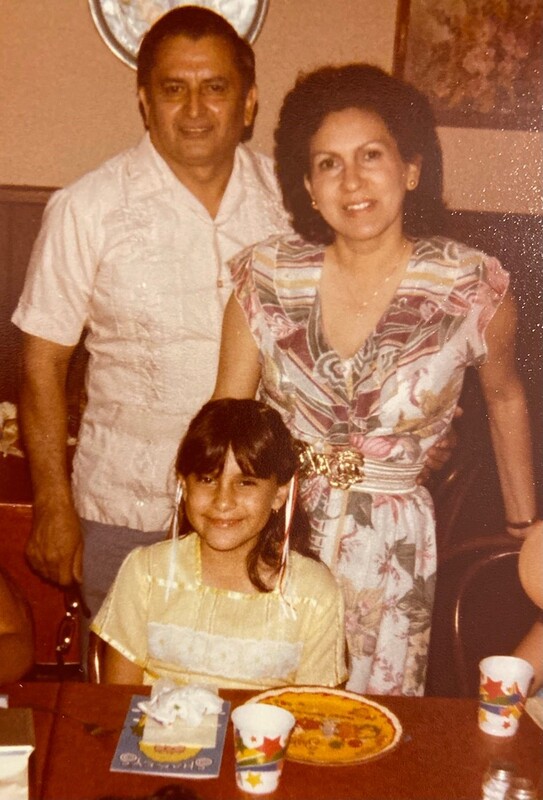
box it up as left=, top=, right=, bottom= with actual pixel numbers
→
left=20, top=332, right=83, bottom=585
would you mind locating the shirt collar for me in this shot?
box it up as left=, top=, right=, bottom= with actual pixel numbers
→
left=127, top=133, right=247, bottom=222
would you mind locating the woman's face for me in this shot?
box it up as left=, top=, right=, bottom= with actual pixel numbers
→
left=304, top=107, right=421, bottom=250
left=180, top=448, right=288, bottom=561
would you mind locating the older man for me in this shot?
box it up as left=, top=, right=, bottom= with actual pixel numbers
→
left=12, top=6, right=289, bottom=618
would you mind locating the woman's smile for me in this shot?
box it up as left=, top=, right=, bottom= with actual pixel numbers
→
left=342, top=198, right=373, bottom=213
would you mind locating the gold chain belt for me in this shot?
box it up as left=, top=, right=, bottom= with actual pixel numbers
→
left=294, top=441, right=365, bottom=490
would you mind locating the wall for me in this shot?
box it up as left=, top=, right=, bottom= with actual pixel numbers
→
left=2, top=0, right=541, bottom=214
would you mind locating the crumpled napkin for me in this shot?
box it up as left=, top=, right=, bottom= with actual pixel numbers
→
left=137, top=680, right=223, bottom=727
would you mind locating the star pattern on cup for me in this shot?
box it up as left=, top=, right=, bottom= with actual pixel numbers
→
left=258, top=735, right=283, bottom=759
left=246, top=772, right=263, bottom=788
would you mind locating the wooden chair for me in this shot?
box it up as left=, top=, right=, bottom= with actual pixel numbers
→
left=87, top=632, right=105, bottom=684
left=427, top=533, right=538, bottom=697
left=0, top=503, right=82, bottom=679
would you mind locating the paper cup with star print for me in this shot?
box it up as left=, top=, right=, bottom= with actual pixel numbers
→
left=478, top=656, right=534, bottom=737
left=231, top=703, right=295, bottom=794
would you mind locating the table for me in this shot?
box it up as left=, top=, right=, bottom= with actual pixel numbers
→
left=3, top=682, right=542, bottom=799
left=3, top=682, right=60, bottom=800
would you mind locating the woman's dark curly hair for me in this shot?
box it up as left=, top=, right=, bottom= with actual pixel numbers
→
left=175, top=398, right=314, bottom=592
left=274, top=62, right=446, bottom=244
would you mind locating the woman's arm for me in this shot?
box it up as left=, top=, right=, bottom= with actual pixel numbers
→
left=103, top=643, right=144, bottom=684
left=213, top=294, right=261, bottom=399
left=478, top=292, right=541, bottom=538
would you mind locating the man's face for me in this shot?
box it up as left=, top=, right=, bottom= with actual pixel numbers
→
left=138, top=34, right=257, bottom=180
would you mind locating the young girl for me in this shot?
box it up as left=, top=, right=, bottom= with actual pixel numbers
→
left=91, top=399, right=347, bottom=689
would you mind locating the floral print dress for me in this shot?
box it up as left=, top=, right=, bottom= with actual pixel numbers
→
left=230, top=235, right=508, bottom=696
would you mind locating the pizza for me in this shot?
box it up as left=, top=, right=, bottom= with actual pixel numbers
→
left=249, top=687, right=402, bottom=765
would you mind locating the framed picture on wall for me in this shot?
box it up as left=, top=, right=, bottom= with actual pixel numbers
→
left=393, top=0, right=542, bottom=131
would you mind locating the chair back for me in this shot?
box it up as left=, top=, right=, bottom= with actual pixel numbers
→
left=427, top=534, right=538, bottom=696
left=87, top=632, right=105, bottom=683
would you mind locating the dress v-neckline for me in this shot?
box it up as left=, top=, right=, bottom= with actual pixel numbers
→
left=314, top=247, right=416, bottom=363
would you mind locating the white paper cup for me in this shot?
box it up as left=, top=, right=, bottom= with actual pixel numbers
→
left=478, top=655, right=534, bottom=737
left=231, top=703, right=295, bottom=794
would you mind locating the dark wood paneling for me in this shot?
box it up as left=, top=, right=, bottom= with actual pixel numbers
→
left=0, top=185, right=57, bottom=402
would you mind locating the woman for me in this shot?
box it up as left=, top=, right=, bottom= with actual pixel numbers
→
left=213, top=63, right=541, bottom=695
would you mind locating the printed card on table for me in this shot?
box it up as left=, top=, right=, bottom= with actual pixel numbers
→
left=111, top=694, right=230, bottom=779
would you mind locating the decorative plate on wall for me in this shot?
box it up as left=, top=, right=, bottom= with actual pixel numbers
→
left=89, top=0, right=270, bottom=68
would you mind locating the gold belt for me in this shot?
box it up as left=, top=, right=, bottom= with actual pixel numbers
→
left=295, top=441, right=365, bottom=490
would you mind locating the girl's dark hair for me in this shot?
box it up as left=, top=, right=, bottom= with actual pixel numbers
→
left=274, top=62, right=446, bottom=244
left=176, top=399, right=314, bottom=591
left=137, top=5, right=256, bottom=96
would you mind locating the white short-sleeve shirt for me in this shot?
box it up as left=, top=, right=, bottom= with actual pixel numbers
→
left=12, top=135, right=290, bottom=530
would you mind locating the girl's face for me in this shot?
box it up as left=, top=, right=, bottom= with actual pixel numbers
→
left=304, top=106, right=421, bottom=251
left=180, top=447, right=288, bottom=560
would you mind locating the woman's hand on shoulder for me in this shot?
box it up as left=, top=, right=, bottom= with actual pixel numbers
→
left=417, top=407, right=462, bottom=484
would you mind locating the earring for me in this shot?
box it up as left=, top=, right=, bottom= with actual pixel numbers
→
left=408, top=180, right=417, bottom=189
left=311, top=198, right=318, bottom=209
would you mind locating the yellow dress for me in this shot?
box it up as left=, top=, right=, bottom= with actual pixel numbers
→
left=91, top=533, right=347, bottom=689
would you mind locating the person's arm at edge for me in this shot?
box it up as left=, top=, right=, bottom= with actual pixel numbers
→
left=20, top=332, right=82, bottom=585
left=513, top=620, right=543, bottom=696
left=514, top=527, right=543, bottom=694
left=0, top=573, right=34, bottom=683
left=212, top=293, right=261, bottom=399
left=478, top=292, right=541, bottom=539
